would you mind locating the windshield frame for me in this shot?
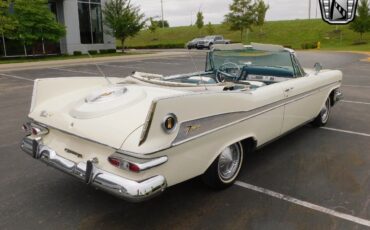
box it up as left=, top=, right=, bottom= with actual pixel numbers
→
left=211, top=48, right=294, bottom=70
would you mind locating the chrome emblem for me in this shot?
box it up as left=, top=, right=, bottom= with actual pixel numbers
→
left=185, top=125, right=201, bottom=135
left=319, top=0, right=359, bottom=24
left=64, top=148, right=83, bottom=158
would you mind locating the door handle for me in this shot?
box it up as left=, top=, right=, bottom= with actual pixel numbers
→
left=284, top=87, right=294, bottom=92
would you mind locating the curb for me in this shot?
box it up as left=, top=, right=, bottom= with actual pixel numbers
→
left=0, top=51, right=192, bottom=72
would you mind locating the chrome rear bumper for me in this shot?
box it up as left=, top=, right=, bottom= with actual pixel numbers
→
left=20, top=136, right=167, bottom=202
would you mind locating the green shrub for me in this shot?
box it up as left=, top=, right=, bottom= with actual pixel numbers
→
left=301, top=42, right=318, bottom=49
left=99, top=49, right=117, bottom=54
left=352, top=40, right=367, bottom=45
left=107, top=49, right=117, bottom=53
left=88, top=50, right=98, bottom=55
left=73, top=51, right=82, bottom=56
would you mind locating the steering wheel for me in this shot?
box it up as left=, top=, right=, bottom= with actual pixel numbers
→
left=216, top=62, right=241, bottom=83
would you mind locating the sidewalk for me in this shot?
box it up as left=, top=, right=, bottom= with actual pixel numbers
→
left=0, top=51, right=191, bottom=72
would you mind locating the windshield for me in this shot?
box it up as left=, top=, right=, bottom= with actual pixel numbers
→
left=205, top=36, right=215, bottom=40
left=211, top=49, right=294, bottom=72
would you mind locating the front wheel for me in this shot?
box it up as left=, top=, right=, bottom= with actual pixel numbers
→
left=312, top=97, right=331, bottom=127
left=202, top=142, right=244, bottom=189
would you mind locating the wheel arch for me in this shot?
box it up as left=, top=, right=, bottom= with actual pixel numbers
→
left=240, top=136, right=258, bottom=154
left=329, top=88, right=339, bottom=107
left=202, top=135, right=258, bottom=174
left=315, top=86, right=340, bottom=116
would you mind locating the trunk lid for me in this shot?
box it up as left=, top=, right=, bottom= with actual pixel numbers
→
left=29, top=84, right=187, bottom=149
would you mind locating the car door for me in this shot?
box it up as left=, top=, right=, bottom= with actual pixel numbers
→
left=214, top=36, right=223, bottom=44
left=280, top=55, right=324, bottom=134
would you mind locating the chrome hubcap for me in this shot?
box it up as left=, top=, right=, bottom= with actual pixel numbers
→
left=218, top=144, right=242, bottom=182
left=321, top=99, right=330, bottom=123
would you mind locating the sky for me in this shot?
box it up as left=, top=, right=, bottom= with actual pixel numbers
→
left=131, top=0, right=322, bottom=27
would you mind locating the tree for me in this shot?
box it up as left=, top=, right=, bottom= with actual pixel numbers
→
left=0, top=0, right=17, bottom=56
left=150, top=19, right=170, bottom=28
left=206, top=22, right=215, bottom=35
left=148, top=17, right=158, bottom=33
left=156, top=20, right=169, bottom=28
left=225, top=0, right=257, bottom=42
left=103, top=0, right=146, bottom=52
left=349, top=0, right=370, bottom=40
left=256, top=0, right=269, bottom=33
left=13, top=0, right=65, bottom=55
left=0, top=1, right=17, bottom=36
left=196, top=11, right=204, bottom=30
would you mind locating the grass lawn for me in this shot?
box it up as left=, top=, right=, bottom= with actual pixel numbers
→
left=123, top=19, right=370, bottom=52
left=0, top=51, right=150, bottom=65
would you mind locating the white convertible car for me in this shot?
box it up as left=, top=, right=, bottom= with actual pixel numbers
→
left=21, top=43, right=343, bottom=202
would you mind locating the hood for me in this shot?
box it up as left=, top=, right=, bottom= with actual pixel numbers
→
left=29, top=84, right=188, bottom=149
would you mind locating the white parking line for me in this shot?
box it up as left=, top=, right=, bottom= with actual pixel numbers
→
left=342, top=85, right=370, bottom=89
left=321, top=127, right=370, bottom=137
left=99, top=64, right=141, bottom=69
left=139, top=61, right=182, bottom=65
left=0, top=73, right=34, bottom=82
left=342, top=100, right=370, bottom=106
left=235, top=181, right=370, bottom=227
left=48, top=67, right=98, bottom=75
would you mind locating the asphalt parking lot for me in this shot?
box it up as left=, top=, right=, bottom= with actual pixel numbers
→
left=0, top=50, right=369, bottom=229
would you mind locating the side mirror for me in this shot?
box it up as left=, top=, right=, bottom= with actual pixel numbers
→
left=314, top=63, right=322, bottom=75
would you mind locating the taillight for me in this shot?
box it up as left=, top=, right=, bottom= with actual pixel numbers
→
left=22, top=123, right=49, bottom=136
left=108, top=156, right=141, bottom=173
left=108, top=153, right=168, bottom=173
left=31, top=127, right=40, bottom=135
left=108, top=157, right=121, bottom=167
left=128, top=163, right=140, bottom=172
left=22, top=123, right=30, bottom=132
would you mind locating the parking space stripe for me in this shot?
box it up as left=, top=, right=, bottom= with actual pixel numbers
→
left=99, top=64, right=140, bottom=69
left=48, top=67, right=98, bottom=75
left=0, top=73, right=34, bottom=82
left=139, top=61, right=182, bottom=65
left=342, top=100, right=370, bottom=105
left=321, top=127, right=370, bottom=137
left=342, top=84, right=370, bottom=89
left=235, top=181, right=370, bottom=227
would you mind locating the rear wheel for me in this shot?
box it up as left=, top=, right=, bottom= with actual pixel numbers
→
left=202, top=142, right=244, bottom=189
left=312, top=97, right=331, bottom=127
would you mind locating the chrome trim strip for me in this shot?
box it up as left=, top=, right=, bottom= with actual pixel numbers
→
left=139, top=101, right=157, bottom=146
left=111, top=152, right=168, bottom=171
left=172, top=81, right=340, bottom=146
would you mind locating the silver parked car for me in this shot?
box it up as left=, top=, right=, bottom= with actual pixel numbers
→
left=186, top=38, right=203, bottom=49
left=197, top=35, right=231, bottom=49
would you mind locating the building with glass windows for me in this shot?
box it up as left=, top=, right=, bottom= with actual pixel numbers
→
left=0, top=0, right=116, bottom=56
